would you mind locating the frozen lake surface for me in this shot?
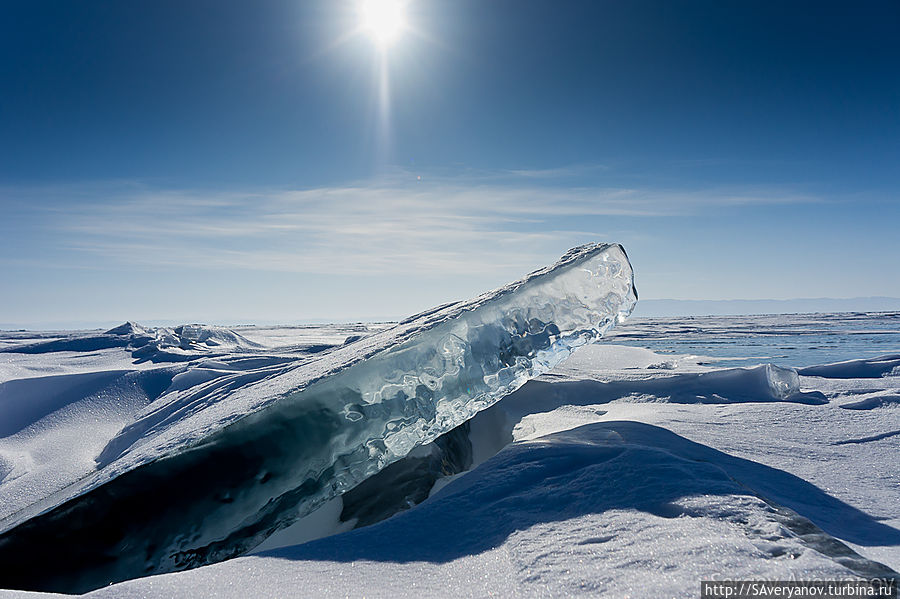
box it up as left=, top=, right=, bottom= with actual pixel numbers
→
left=606, top=311, right=900, bottom=368
left=0, top=310, right=897, bottom=598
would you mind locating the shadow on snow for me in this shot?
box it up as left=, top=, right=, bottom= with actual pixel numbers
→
left=263, top=421, right=899, bottom=577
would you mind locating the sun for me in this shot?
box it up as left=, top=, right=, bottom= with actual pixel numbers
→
left=359, top=0, right=406, bottom=47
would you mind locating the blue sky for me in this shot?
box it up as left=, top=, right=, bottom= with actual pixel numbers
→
left=1, top=0, right=898, bottom=326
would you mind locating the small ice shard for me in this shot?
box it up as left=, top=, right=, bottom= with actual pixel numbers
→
left=763, top=363, right=800, bottom=399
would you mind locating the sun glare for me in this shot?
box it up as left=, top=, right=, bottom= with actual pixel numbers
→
left=360, top=0, right=405, bottom=47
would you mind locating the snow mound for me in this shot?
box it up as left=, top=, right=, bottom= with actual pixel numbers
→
left=643, top=362, right=827, bottom=404
left=512, top=363, right=826, bottom=408
left=0, top=321, right=263, bottom=364
left=840, top=394, right=900, bottom=410
left=130, top=324, right=264, bottom=363
left=0, top=368, right=180, bottom=522
left=0, top=243, right=637, bottom=594
left=695, top=363, right=807, bottom=401
left=103, top=321, right=150, bottom=336
left=800, top=354, right=900, bottom=379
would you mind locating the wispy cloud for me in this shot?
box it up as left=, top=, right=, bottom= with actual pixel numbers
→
left=500, top=164, right=611, bottom=179
left=2, top=171, right=819, bottom=276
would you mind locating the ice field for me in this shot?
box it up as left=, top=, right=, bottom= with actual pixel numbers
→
left=0, top=248, right=897, bottom=596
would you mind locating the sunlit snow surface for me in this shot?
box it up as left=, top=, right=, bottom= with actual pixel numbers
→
left=0, top=307, right=899, bottom=596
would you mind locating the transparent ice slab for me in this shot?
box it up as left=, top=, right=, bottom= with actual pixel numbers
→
left=0, top=242, right=637, bottom=593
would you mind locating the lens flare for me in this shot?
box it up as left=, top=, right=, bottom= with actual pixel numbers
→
left=360, top=0, right=405, bottom=47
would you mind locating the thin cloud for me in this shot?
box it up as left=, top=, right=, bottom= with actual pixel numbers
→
left=8, top=175, right=819, bottom=276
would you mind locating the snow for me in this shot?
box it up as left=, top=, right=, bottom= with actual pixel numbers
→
left=799, top=354, right=900, bottom=379
left=0, top=307, right=898, bottom=596
left=0, top=367, right=179, bottom=522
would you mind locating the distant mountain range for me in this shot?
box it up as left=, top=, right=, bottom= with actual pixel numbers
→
left=631, top=297, right=900, bottom=318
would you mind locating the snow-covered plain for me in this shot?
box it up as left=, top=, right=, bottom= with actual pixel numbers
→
left=1, top=310, right=898, bottom=597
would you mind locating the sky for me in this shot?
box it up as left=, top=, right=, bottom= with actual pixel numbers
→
left=1, top=0, right=898, bottom=327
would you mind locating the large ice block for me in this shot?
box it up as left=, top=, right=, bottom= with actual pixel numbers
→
left=0, top=242, right=636, bottom=593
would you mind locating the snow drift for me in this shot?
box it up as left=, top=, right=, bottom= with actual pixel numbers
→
left=0, top=321, right=265, bottom=363
left=799, top=354, right=900, bottom=379
left=0, top=243, right=636, bottom=593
